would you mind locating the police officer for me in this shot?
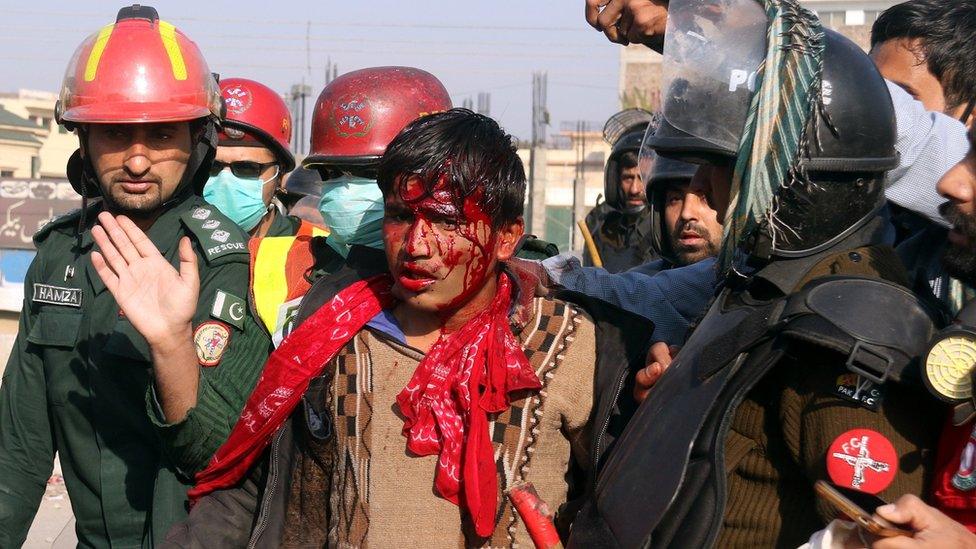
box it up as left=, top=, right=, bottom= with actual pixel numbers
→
left=570, top=1, right=945, bottom=546
left=640, top=149, right=713, bottom=274
left=583, top=109, right=657, bottom=272
left=0, top=6, right=271, bottom=547
left=204, top=77, right=325, bottom=239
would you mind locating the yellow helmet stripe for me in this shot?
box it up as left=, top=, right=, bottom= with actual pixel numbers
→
left=83, top=24, right=115, bottom=82
left=158, top=20, right=188, bottom=81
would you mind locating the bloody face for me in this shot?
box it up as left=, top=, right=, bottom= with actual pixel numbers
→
left=383, top=175, right=500, bottom=314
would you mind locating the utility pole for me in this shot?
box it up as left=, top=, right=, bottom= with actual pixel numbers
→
left=477, top=92, right=491, bottom=117
left=324, top=57, right=338, bottom=85
left=290, top=83, right=312, bottom=155
left=527, top=71, right=548, bottom=239
left=572, top=120, right=588, bottom=252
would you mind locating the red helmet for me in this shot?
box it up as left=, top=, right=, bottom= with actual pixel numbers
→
left=218, top=77, right=296, bottom=172
left=56, top=5, right=222, bottom=126
left=303, top=66, right=452, bottom=169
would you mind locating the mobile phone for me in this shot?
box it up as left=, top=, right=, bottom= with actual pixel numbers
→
left=814, top=480, right=913, bottom=538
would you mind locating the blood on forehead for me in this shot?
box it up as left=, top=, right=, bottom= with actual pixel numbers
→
left=396, top=174, right=491, bottom=226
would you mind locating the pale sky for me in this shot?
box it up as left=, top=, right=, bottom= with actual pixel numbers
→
left=0, top=1, right=626, bottom=142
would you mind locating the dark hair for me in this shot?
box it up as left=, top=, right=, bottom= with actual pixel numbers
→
left=871, top=0, right=976, bottom=111
left=378, top=108, right=525, bottom=228
left=619, top=151, right=639, bottom=171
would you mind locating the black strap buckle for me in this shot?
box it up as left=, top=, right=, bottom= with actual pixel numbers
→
left=117, top=5, right=159, bottom=23
left=845, top=340, right=894, bottom=385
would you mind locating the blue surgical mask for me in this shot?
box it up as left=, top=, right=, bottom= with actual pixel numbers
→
left=203, top=167, right=278, bottom=232
left=318, top=174, right=385, bottom=257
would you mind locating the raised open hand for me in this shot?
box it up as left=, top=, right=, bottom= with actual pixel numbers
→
left=91, top=211, right=199, bottom=348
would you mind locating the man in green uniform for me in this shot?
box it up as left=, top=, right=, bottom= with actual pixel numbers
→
left=0, top=6, right=271, bottom=547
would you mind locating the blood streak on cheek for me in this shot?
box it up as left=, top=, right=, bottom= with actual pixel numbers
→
left=447, top=195, right=496, bottom=307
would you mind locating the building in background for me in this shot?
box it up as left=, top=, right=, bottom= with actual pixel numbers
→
left=0, top=91, right=80, bottom=364
left=518, top=124, right=610, bottom=251
left=0, top=105, right=46, bottom=180
left=0, top=89, right=75, bottom=179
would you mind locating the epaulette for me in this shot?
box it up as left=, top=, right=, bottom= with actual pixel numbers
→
left=179, top=205, right=250, bottom=265
left=32, top=200, right=101, bottom=246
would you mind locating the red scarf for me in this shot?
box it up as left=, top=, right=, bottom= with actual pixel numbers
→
left=396, top=274, right=540, bottom=537
left=190, top=272, right=541, bottom=539
left=189, top=274, right=394, bottom=501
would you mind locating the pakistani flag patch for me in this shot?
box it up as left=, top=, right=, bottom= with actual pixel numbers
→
left=210, top=290, right=246, bottom=330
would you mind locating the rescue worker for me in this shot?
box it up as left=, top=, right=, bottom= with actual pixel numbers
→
left=248, top=66, right=454, bottom=346
left=582, top=109, right=657, bottom=272
left=203, top=77, right=324, bottom=238
left=569, top=2, right=946, bottom=546
left=0, top=6, right=271, bottom=547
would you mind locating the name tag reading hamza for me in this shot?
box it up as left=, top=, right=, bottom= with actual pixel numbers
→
left=33, top=284, right=82, bottom=308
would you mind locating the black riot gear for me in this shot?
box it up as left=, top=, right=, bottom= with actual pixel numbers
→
left=645, top=29, right=899, bottom=261
left=602, top=109, right=655, bottom=213
left=570, top=0, right=942, bottom=547
left=583, top=109, right=659, bottom=272
left=766, top=29, right=898, bottom=258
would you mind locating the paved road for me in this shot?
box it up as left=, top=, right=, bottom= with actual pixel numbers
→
left=25, top=457, right=77, bottom=548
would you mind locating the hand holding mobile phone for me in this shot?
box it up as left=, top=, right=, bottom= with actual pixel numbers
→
left=814, top=480, right=913, bottom=538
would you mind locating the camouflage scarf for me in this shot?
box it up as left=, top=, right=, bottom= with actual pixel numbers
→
left=719, top=0, right=826, bottom=272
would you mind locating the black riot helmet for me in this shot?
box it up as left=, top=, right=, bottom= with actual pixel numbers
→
left=641, top=0, right=898, bottom=260
left=640, top=147, right=701, bottom=265
left=602, top=109, right=656, bottom=213
left=769, top=29, right=898, bottom=257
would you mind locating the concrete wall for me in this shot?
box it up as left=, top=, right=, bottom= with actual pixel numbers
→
left=0, top=141, right=41, bottom=178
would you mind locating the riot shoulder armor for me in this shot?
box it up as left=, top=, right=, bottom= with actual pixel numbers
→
left=777, top=276, right=946, bottom=385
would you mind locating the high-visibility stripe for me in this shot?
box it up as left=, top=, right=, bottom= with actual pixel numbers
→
left=296, top=220, right=328, bottom=238
left=84, top=24, right=115, bottom=82
left=252, top=236, right=295, bottom=333
left=158, top=20, right=187, bottom=81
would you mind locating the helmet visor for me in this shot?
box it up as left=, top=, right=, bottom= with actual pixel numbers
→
left=659, top=0, right=768, bottom=155
left=638, top=135, right=659, bottom=188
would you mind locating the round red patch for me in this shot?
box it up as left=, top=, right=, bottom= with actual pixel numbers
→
left=826, top=428, right=898, bottom=494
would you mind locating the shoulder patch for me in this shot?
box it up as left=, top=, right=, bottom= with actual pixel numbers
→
left=194, top=321, right=231, bottom=367
left=180, top=206, right=249, bottom=264
left=210, top=289, right=247, bottom=330
left=826, top=428, right=897, bottom=494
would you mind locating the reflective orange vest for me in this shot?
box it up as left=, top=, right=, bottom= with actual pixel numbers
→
left=249, top=219, right=328, bottom=345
